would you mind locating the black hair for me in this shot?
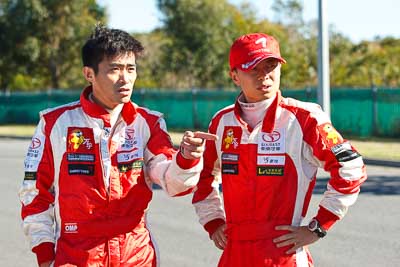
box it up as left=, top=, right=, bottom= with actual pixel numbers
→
left=82, top=24, right=144, bottom=74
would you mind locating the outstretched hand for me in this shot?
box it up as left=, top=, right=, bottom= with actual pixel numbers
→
left=273, top=225, right=320, bottom=254
left=179, top=131, right=218, bottom=160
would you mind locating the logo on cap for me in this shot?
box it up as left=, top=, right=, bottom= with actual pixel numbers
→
left=229, top=33, right=286, bottom=71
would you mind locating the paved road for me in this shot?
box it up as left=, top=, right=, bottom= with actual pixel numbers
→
left=1, top=139, right=399, bottom=267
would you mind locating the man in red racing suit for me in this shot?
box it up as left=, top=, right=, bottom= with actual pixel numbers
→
left=192, top=33, right=367, bottom=266
left=19, top=25, right=216, bottom=267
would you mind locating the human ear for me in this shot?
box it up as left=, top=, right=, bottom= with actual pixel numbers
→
left=82, top=67, right=95, bottom=83
left=230, top=70, right=241, bottom=86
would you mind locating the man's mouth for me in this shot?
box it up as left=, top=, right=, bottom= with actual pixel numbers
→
left=257, top=85, right=271, bottom=91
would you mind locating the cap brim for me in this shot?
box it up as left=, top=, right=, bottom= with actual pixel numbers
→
left=236, top=54, right=286, bottom=72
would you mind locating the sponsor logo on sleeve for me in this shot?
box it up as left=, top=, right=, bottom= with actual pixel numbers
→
left=318, top=123, right=344, bottom=148
left=331, top=142, right=361, bottom=162
left=25, top=135, right=45, bottom=172
left=24, top=172, right=37, bottom=180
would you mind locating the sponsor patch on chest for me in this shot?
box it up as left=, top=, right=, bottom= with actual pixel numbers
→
left=257, top=129, right=286, bottom=154
left=257, top=155, right=285, bottom=165
left=222, top=163, right=239, bottom=175
left=68, top=164, right=95, bottom=176
left=67, top=153, right=95, bottom=162
left=257, top=166, right=284, bottom=176
left=221, top=126, right=242, bottom=152
left=221, top=153, right=239, bottom=162
left=67, top=127, right=95, bottom=153
left=118, top=160, right=144, bottom=173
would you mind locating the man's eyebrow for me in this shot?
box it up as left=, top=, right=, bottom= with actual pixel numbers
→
left=109, top=63, right=137, bottom=67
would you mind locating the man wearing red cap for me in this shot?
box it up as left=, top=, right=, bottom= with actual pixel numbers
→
left=192, top=33, right=367, bottom=266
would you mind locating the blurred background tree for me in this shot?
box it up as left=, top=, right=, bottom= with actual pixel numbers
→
left=0, top=0, right=106, bottom=92
left=0, top=0, right=399, bottom=91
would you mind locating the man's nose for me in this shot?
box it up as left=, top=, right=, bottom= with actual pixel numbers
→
left=257, top=69, right=269, bottom=80
left=119, top=69, right=129, bottom=83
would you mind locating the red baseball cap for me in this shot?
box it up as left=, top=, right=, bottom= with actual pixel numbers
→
left=229, top=33, right=286, bottom=71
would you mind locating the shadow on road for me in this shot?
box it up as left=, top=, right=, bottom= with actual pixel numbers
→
left=313, top=175, right=400, bottom=195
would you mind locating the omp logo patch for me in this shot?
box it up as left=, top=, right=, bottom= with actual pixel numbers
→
left=64, top=223, right=78, bottom=233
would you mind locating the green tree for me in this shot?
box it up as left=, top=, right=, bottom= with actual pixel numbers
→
left=271, top=0, right=315, bottom=89
left=157, top=0, right=238, bottom=89
left=133, top=30, right=171, bottom=89
left=329, top=32, right=353, bottom=87
left=156, top=0, right=290, bottom=89
left=0, top=0, right=106, bottom=91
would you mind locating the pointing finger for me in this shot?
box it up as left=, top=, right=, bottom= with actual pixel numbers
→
left=194, top=131, right=218, bottom=141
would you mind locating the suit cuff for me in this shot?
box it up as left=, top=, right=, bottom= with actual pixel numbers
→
left=32, top=242, right=55, bottom=265
left=315, top=205, right=340, bottom=230
left=204, top=218, right=226, bottom=239
left=176, top=152, right=200, bottom=169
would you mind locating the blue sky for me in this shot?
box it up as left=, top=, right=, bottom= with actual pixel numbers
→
left=97, top=0, right=400, bottom=43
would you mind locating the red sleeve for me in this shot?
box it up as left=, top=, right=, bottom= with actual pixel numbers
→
left=204, top=218, right=226, bottom=239
left=315, top=206, right=340, bottom=230
left=21, top=127, right=55, bottom=220
left=192, top=119, right=219, bottom=204
left=176, top=152, right=200, bottom=169
left=32, top=242, right=55, bottom=265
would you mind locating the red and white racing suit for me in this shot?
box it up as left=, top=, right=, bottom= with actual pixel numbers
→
left=19, top=86, right=202, bottom=267
left=192, top=91, right=367, bottom=267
